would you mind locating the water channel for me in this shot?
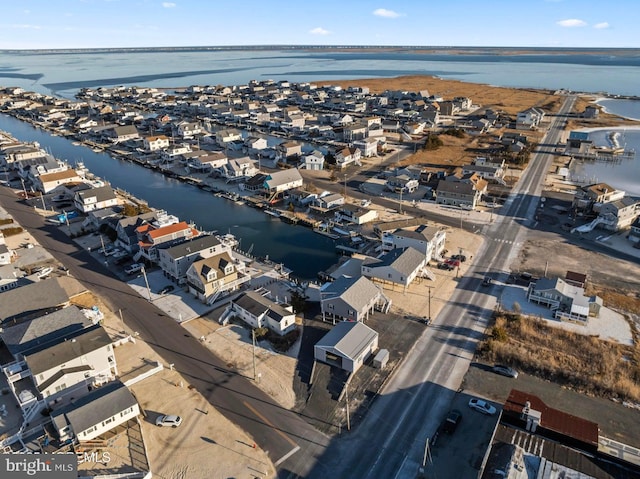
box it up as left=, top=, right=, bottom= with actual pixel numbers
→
left=0, top=114, right=339, bottom=279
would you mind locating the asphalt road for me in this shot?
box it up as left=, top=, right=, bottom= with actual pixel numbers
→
left=297, top=96, right=578, bottom=479
left=0, top=188, right=330, bottom=478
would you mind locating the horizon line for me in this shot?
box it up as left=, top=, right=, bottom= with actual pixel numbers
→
left=3, top=44, right=640, bottom=53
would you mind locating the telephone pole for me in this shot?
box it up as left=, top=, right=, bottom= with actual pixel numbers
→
left=252, top=329, right=257, bottom=380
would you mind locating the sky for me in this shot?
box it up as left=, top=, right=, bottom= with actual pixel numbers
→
left=0, top=0, right=636, bottom=50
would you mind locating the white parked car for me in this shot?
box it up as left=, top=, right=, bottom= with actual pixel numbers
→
left=468, top=398, right=497, bottom=416
left=124, top=263, right=144, bottom=275
left=155, top=414, right=182, bottom=428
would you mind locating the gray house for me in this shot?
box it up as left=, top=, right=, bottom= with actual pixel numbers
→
left=527, top=277, right=602, bottom=323
left=314, top=321, right=379, bottom=374
left=320, top=275, right=384, bottom=323
left=362, top=247, right=427, bottom=291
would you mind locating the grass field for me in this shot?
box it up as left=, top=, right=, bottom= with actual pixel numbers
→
left=479, top=312, right=640, bottom=402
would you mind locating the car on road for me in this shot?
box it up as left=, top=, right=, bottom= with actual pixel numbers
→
left=468, top=398, right=497, bottom=416
left=155, top=414, right=182, bottom=428
left=492, top=364, right=518, bottom=378
left=159, top=284, right=175, bottom=295
left=441, top=410, right=462, bottom=433
left=482, top=276, right=492, bottom=286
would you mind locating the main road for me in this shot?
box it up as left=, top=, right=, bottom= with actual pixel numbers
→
left=298, top=95, right=577, bottom=479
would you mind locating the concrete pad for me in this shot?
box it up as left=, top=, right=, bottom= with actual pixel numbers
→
left=499, top=283, right=633, bottom=345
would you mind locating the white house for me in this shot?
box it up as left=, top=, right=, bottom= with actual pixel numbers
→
left=73, top=185, right=119, bottom=213
left=264, top=168, right=304, bottom=195
left=334, top=204, right=378, bottom=225
left=51, top=380, right=139, bottom=442
left=381, top=224, right=446, bottom=262
left=353, top=137, right=379, bottom=158
left=143, top=135, right=170, bottom=152
left=34, top=168, right=82, bottom=194
left=361, top=247, right=427, bottom=291
left=228, top=291, right=297, bottom=336
left=23, top=325, right=117, bottom=401
left=302, top=150, right=325, bottom=170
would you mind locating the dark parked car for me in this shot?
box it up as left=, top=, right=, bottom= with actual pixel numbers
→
left=492, top=364, right=519, bottom=378
left=482, top=276, right=492, bottom=286
left=451, top=254, right=467, bottom=262
left=159, top=284, right=175, bottom=295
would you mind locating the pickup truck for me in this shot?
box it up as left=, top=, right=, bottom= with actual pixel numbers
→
left=442, top=410, right=462, bottom=434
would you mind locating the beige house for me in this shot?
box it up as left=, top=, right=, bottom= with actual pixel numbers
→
left=186, top=252, right=248, bottom=304
left=35, top=169, right=82, bottom=193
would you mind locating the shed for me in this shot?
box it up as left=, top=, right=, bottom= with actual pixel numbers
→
left=314, top=321, right=378, bottom=374
left=373, top=349, right=389, bottom=369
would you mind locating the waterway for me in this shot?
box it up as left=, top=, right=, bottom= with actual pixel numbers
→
left=0, top=114, right=339, bottom=279
left=569, top=100, right=640, bottom=196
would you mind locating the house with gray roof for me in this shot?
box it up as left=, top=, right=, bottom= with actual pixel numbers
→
left=23, top=324, right=117, bottom=401
left=73, top=184, right=119, bottom=213
left=362, top=247, right=427, bottom=290
left=186, top=251, right=248, bottom=304
left=381, top=224, right=446, bottom=262
left=314, top=321, right=378, bottom=374
left=158, top=234, right=227, bottom=282
left=527, top=277, right=602, bottom=323
left=228, top=291, right=296, bottom=336
left=0, top=276, right=87, bottom=325
left=51, top=380, right=139, bottom=442
left=0, top=305, right=95, bottom=358
left=320, top=275, right=385, bottom=323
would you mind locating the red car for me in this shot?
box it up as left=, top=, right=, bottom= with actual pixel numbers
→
left=446, top=259, right=460, bottom=267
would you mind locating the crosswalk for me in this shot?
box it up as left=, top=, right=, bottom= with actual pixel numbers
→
left=492, top=238, right=521, bottom=246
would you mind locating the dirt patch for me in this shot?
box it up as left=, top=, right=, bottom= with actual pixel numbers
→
left=477, top=313, right=640, bottom=402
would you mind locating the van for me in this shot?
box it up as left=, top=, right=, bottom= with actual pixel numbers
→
left=125, top=263, right=144, bottom=275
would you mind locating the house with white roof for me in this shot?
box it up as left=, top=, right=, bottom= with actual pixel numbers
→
left=334, top=204, right=378, bottom=225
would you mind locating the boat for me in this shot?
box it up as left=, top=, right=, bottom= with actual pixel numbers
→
left=264, top=209, right=281, bottom=218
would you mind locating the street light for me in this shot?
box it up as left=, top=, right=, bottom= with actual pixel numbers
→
left=141, top=265, right=152, bottom=302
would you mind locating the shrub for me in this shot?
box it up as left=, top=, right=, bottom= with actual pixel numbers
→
left=423, top=134, right=443, bottom=151
left=491, top=326, right=508, bottom=342
left=267, top=328, right=300, bottom=353
left=442, top=128, right=466, bottom=138
left=253, top=327, right=269, bottom=341
left=0, top=218, right=14, bottom=226
left=0, top=226, right=23, bottom=237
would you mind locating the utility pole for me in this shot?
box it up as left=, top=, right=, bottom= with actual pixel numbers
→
left=399, top=188, right=403, bottom=214
left=20, top=177, right=28, bottom=199
left=252, top=329, right=257, bottom=380
left=427, top=286, right=432, bottom=322
left=345, top=381, right=351, bottom=431
left=343, top=174, right=347, bottom=199
left=141, top=265, right=152, bottom=302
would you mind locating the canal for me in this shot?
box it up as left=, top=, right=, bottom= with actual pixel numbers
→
left=0, top=114, right=339, bottom=279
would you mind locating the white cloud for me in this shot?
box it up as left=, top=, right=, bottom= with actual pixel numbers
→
left=309, top=27, right=330, bottom=35
left=162, top=2, right=176, bottom=7
left=9, top=24, right=41, bottom=30
left=556, top=18, right=587, bottom=27
left=373, top=8, right=402, bottom=18
left=594, top=22, right=610, bottom=29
